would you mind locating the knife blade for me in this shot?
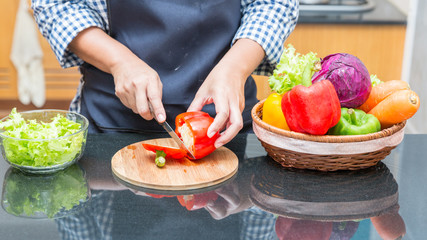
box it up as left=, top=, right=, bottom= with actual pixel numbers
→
left=149, top=103, right=196, bottom=159
left=159, top=120, right=196, bottom=159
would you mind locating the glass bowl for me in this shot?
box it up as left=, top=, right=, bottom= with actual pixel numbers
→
left=1, top=164, right=91, bottom=219
left=0, top=109, right=89, bottom=174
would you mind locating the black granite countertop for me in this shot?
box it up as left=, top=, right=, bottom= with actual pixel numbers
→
left=1, top=133, right=426, bottom=239
left=298, top=0, right=407, bottom=25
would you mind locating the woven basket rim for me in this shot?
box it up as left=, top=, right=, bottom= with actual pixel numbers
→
left=252, top=99, right=406, bottom=143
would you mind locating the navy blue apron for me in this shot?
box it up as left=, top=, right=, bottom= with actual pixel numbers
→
left=79, top=0, right=258, bottom=133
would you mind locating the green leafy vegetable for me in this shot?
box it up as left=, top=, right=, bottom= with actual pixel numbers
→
left=0, top=108, right=84, bottom=167
left=2, top=164, right=88, bottom=218
left=370, top=74, right=383, bottom=86
left=268, top=44, right=320, bottom=94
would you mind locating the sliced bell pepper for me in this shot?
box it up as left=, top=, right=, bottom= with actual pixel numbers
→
left=142, top=143, right=187, bottom=159
left=328, top=108, right=381, bottom=135
left=281, top=62, right=341, bottom=135
left=177, top=191, right=219, bottom=211
left=262, top=93, right=290, bottom=130
left=145, top=193, right=174, bottom=198
left=175, top=111, right=219, bottom=159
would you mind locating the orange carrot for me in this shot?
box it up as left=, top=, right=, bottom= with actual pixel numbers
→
left=368, top=89, right=420, bottom=129
left=359, top=80, right=410, bottom=113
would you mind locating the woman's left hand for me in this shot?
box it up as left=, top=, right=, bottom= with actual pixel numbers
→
left=188, top=62, right=246, bottom=148
left=203, top=181, right=253, bottom=220
left=188, top=39, right=265, bottom=148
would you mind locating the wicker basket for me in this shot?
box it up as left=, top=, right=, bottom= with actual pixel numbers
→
left=251, top=100, right=406, bottom=171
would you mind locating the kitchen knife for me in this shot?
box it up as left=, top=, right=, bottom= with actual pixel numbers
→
left=149, top=103, right=196, bottom=159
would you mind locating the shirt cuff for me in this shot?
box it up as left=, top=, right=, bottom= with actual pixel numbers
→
left=233, top=1, right=299, bottom=76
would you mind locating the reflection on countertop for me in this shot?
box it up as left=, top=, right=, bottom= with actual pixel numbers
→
left=1, top=133, right=426, bottom=239
left=298, top=0, right=407, bottom=24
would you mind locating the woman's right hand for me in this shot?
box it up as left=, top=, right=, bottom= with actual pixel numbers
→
left=111, top=59, right=165, bottom=122
left=68, top=26, right=166, bottom=122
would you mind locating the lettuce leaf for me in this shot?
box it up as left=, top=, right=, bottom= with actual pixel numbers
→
left=3, top=164, right=88, bottom=218
left=268, top=44, right=320, bottom=94
left=0, top=108, right=84, bottom=167
left=370, top=74, right=383, bottom=86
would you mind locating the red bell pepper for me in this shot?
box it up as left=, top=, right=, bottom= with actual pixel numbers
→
left=281, top=62, right=341, bottom=135
left=142, top=144, right=187, bottom=159
left=275, top=217, right=333, bottom=240
left=177, top=191, right=219, bottom=211
left=142, top=111, right=219, bottom=161
left=145, top=193, right=174, bottom=198
left=175, top=111, right=219, bottom=159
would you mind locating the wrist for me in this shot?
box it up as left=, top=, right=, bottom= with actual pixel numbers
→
left=109, top=51, right=141, bottom=76
left=221, top=38, right=265, bottom=79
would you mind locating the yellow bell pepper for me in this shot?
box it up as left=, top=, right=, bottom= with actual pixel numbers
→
left=262, top=93, right=290, bottom=130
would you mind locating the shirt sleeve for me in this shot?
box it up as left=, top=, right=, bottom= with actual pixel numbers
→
left=234, top=0, right=299, bottom=76
left=31, top=0, right=108, bottom=68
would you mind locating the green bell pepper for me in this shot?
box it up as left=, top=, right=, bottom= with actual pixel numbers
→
left=328, top=108, right=381, bottom=135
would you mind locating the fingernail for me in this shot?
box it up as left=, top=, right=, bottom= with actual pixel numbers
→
left=157, top=113, right=165, bottom=122
left=215, top=142, right=222, bottom=148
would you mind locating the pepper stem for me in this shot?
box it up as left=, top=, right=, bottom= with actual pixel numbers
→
left=301, top=60, right=321, bottom=87
left=347, top=108, right=357, bottom=125
left=155, top=150, right=166, bottom=168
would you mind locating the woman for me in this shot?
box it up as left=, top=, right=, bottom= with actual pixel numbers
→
left=32, top=0, right=298, bottom=148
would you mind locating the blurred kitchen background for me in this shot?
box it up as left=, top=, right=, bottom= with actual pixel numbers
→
left=0, top=0, right=425, bottom=133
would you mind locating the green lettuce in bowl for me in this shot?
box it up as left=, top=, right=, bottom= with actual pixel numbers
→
left=0, top=108, right=89, bottom=174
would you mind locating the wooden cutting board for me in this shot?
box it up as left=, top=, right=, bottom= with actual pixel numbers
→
left=111, top=138, right=238, bottom=191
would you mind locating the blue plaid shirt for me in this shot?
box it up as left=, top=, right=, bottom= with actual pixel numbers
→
left=31, top=0, right=298, bottom=113
left=55, top=191, right=278, bottom=240
left=32, top=0, right=298, bottom=76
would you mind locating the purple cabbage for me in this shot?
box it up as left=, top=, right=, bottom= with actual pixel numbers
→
left=330, top=221, right=360, bottom=240
left=312, top=53, right=372, bottom=108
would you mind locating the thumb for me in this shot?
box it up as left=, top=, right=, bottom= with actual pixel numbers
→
left=188, top=96, right=213, bottom=112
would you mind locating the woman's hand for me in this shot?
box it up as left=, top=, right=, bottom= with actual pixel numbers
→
left=188, top=61, right=246, bottom=148
left=188, top=39, right=265, bottom=147
left=68, top=26, right=166, bottom=122
left=203, top=182, right=253, bottom=220
left=111, top=58, right=165, bottom=122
